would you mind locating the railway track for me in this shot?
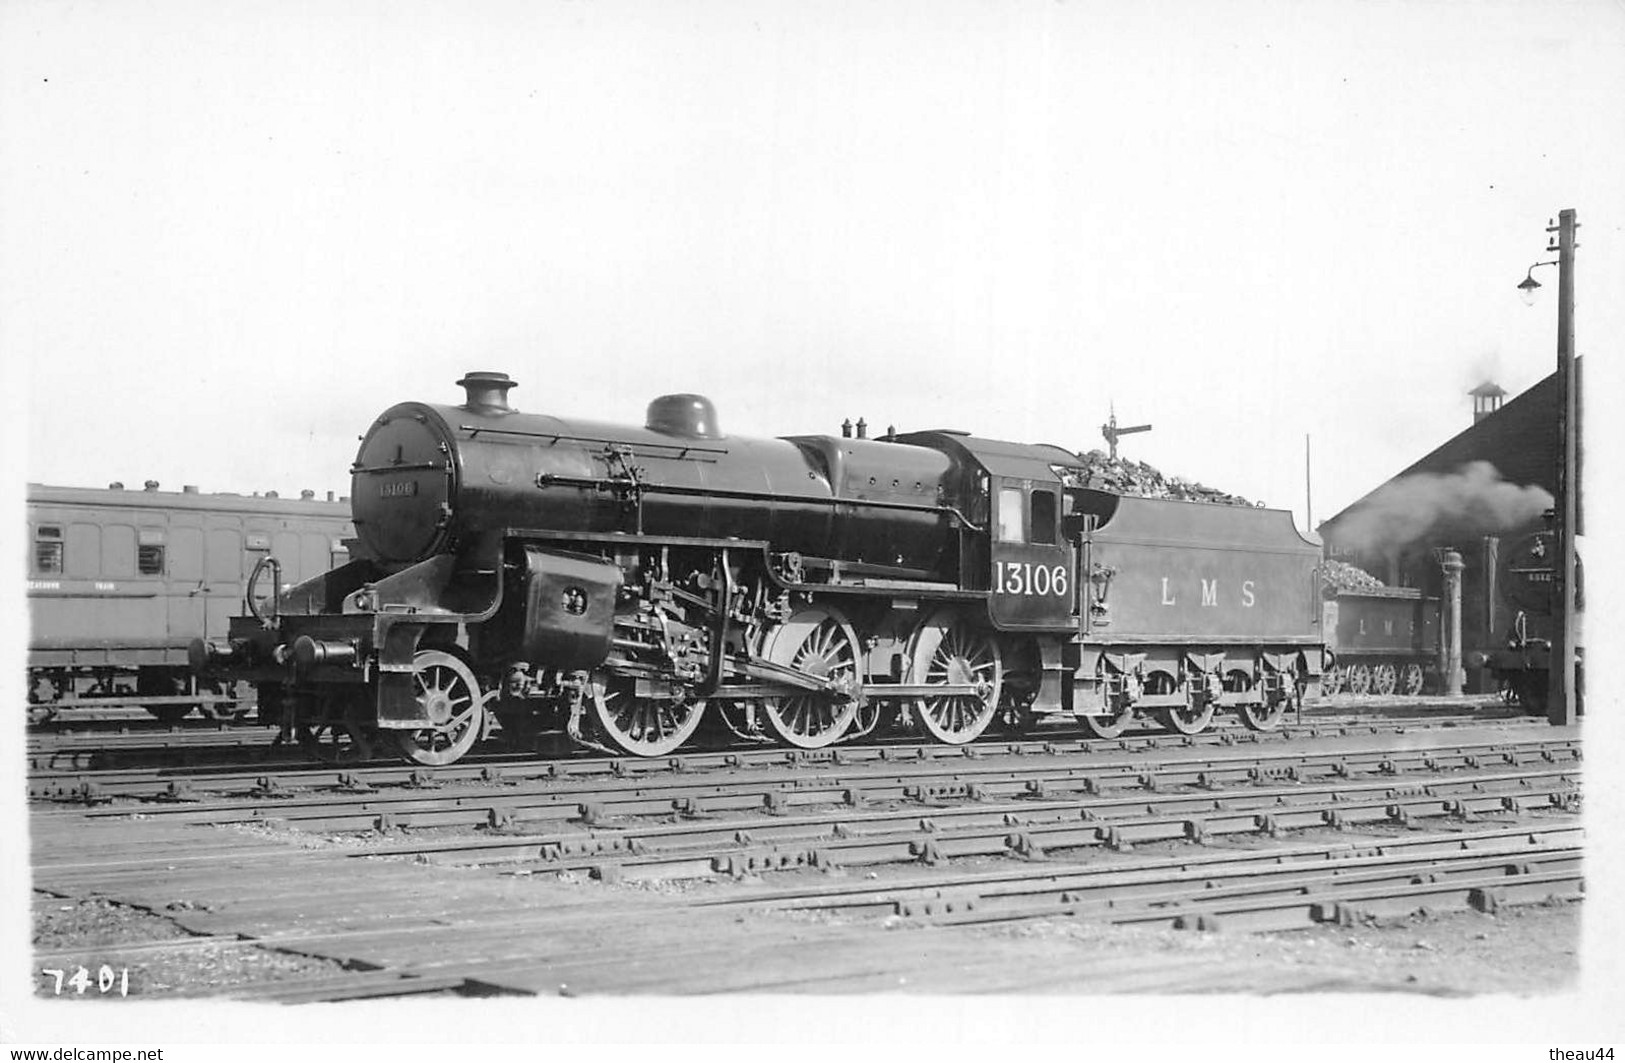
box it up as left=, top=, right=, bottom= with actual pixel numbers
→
left=30, top=717, right=1583, bottom=1000
left=701, top=822, right=1583, bottom=932
left=28, top=699, right=1543, bottom=791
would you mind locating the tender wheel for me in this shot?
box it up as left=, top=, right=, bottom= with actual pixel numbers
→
left=1399, top=662, right=1425, bottom=696
left=903, top=614, right=1003, bottom=745
left=392, top=649, right=486, bottom=766
left=1156, top=672, right=1215, bottom=736
left=1232, top=669, right=1284, bottom=731
left=1320, top=664, right=1345, bottom=697
left=1347, top=663, right=1372, bottom=696
left=1078, top=706, right=1134, bottom=739
left=759, top=606, right=862, bottom=749
left=586, top=672, right=706, bottom=756
left=1371, top=662, right=1398, bottom=697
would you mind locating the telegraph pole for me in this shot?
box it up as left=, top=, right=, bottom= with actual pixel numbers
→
left=1546, top=209, right=1579, bottom=726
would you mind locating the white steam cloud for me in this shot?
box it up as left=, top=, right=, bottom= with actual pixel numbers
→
left=1330, top=461, right=1553, bottom=555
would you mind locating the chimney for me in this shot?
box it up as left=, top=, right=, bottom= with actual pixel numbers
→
left=458, top=371, right=517, bottom=412
left=326, top=491, right=335, bottom=502
left=1470, top=381, right=1506, bottom=424
left=841, top=418, right=853, bottom=439
left=855, top=417, right=867, bottom=440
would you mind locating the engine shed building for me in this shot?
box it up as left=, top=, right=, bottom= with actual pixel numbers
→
left=1317, top=359, right=1581, bottom=694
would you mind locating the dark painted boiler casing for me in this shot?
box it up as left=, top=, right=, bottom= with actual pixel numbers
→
left=350, top=391, right=959, bottom=576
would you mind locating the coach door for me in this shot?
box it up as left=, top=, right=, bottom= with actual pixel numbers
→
left=987, top=478, right=1073, bottom=630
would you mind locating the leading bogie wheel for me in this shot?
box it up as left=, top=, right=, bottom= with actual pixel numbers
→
left=759, top=606, right=863, bottom=749
left=904, top=613, right=1003, bottom=745
left=586, top=672, right=706, bottom=756
left=1399, top=662, right=1425, bottom=697
left=1371, top=662, right=1398, bottom=697
left=393, top=649, right=486, bottom=767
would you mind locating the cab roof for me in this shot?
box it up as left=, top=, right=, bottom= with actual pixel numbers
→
left=896, top=431, right=1083, bottom=483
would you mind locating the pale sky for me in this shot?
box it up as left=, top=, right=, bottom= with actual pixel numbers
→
left=3, top=0, right=1622, bottom=533
left=3, top=1, right=1625, bottom=1042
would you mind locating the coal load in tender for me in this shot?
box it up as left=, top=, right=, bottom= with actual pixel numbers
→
left=1319, top=558, right=1386, bottom=595
left=1071, top=449, right=1261, bottom=507
left=1068, top=450, right=1387, bottom=596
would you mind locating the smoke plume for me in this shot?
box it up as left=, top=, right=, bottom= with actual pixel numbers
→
left=1330, top=461, right=1553, bottom=555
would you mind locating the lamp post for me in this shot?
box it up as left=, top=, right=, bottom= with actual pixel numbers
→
left=1519, top=209, right=1580, bottom=726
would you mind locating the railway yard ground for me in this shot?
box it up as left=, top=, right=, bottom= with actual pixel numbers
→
left=12, top=692, right=1613, bottom=1037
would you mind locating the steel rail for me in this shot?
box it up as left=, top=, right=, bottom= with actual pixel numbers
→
left=31, top=722, right=1574, bottom=804
left=343, top=768, right=1580, bottom=880
left=693, top=822, right=1584, bottom=923
left=45, top=736, right=1579, bottom=832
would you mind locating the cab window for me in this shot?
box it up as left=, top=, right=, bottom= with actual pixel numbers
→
left=996, top=487, right=1025, bottom=542
left=1030, top=491, right=1057, bottom=545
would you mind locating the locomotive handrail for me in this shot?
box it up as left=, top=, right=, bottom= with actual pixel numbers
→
left=351, top=460, right=444, bottom=474
left=530, top=471, right=986, bottom=529
left=245, top=555, right=281, bottom=626
left=459, top=424, right=730, bottom=458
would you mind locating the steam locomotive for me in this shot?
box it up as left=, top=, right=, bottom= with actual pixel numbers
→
left=191, top=373, right=1325, bottom=765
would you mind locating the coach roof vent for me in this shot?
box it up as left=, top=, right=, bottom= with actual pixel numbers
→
left=457, top=371, right=518, bottom=412
left=144, top=480, right=160, bottom=492
left=646, top=393, right=723, bottom=440
left=183, top=485, right=199, bottom=494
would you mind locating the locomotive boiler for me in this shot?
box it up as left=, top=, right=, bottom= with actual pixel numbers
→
left=192, top=372, right=1325, bottom=765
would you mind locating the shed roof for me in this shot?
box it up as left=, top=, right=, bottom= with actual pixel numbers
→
left=1320, top=358, right=1580, bottom=538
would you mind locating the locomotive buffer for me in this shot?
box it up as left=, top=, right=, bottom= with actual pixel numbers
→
left=1101, top=407, right=1152, bottom=461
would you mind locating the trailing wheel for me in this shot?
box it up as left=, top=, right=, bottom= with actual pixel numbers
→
left=392, top=649, right=486, bottom=766
left=903, top=613, right=1003, bottom=745
left=1399, top=662, right=1425, bottom=696
left=586, top=672, right=706, bottom=756
left=1371, top=661, right=1398, bottom=697
left=758, top=606, right=862, bottom=749
left=1347, top=663, right=1372, bottom=696
left=1156, top=672, right=1215, bottom=736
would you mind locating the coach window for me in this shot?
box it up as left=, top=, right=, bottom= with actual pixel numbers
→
left=34, top=526, right=63, bottom=574
left=996, top=486, right=1026, bottom=543
left=137, top=530, right=166, bottom=576
left=1030, top=490, right=1057, bottom=545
